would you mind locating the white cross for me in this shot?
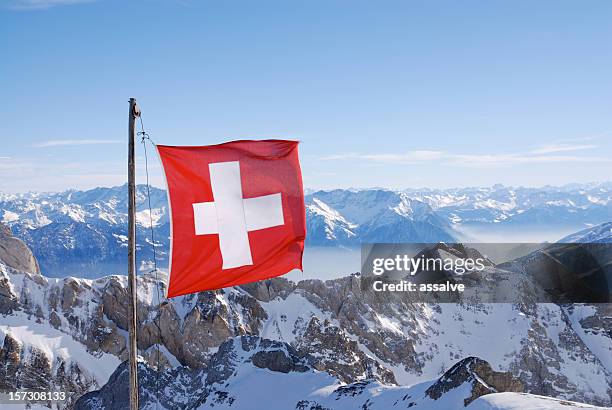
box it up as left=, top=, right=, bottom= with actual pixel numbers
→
left=192, top=161, right=285, bottom=269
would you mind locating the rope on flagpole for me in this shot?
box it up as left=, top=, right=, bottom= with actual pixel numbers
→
left=137, top=113, right=164, bottom=410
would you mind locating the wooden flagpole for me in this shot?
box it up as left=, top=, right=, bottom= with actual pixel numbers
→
left=127, top=97, right=140, bottom=410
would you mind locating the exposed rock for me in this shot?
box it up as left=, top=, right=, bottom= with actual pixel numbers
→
left=249, top=338, right=309, bottom=373
left=425, top=356, right=523, bottom=406
left=0, top=333, right=22, bottom=391
left=297, top=316, right=396, bottom=384
left=0, top=223, right=40, bottom=274
left=0, top=332, right=95, bottom=408
left=74, top=361, right=201, bottom=410
left=0, top=271, right=19, bottom=314
left=240, top=277, right=295, bottom=302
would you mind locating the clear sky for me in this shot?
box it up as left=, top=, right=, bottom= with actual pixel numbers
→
left=1, top=0, right=611, bottom=193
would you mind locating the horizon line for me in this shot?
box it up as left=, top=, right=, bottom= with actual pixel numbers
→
left=1, top=180, right=612, bottom=196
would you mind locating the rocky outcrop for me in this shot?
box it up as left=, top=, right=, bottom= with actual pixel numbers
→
left=240, top=277, right=295, bottom=302
left=248, top=338, right=310, bottom=373
left=425, top=357, right=523, bottom=406
left=0, top=333, right=23, bottom=391
left=74, top=361, right=202, bottom=410
left=0, top=332, right=96, bottom=409
left=0, top=271, right=19, bottom=314
left=297, top=316, right=396, bottom=384
left=0, top=223, right=39, bottom=274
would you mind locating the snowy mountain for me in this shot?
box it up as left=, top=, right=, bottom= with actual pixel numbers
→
left=1, top=185, right=458, bottom=277
left=559, top=222, right=612, bottom=243
left=2, top=183, right=611, bottom=277
left=408, top=183, right=612, bottom=242
left=408, top=183, right=612, bottom=226
left=73, top=350, right=607, bottom=410
left=1, top=224, right=611, bottom=409
left=305, top=189, right=456, bottom=245
left=0, top=185, right=169, bottom=278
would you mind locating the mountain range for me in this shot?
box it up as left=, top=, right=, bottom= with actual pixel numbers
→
left=2, top=183, right=611, bottom=277
left=0, top=221, right=611, bottom=409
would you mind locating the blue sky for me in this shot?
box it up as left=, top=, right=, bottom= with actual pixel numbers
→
left=1, top=0, right=611, bottom=192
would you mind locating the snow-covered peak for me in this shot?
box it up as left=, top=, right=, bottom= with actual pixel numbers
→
left=559, top=222, right=612, bottom=243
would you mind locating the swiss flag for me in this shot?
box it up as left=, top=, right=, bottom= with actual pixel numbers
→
left=157, top=140, right=306, bottom=298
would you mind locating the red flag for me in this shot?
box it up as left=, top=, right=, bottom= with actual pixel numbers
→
left=157, top=140, right=306, bottom=297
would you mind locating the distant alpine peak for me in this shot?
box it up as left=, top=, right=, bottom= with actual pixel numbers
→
left=559, top=221, right=612, bottom=243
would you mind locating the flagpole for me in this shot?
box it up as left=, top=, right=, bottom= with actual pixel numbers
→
left=127, top=97, right=140, bottom=410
